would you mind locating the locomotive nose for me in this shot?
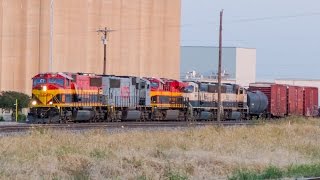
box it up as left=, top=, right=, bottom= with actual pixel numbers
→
left=32, top=85, right=57, bottom=105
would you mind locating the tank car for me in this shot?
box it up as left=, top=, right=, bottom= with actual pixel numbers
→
left=247, top=91, right=268, bottom=118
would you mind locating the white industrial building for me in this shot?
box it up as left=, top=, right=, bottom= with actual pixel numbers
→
left=275, top=79, right=320, bottom=103
left=180, top=46, right=256, bottom=87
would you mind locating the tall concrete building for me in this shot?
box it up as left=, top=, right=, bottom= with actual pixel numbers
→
left=181, top=46, right=256, bottom=87
left=0, top=0, right=181, bottom=94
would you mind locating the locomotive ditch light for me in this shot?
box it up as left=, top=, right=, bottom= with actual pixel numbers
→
left=32, top=100, right=37, bottom=106
left=42, top=85, right=47, bottom=92
left=49, top=101, right=53, bottom=105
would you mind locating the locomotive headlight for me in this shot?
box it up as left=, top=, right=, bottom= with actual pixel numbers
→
left=32, top=100, right=37, bottom=106
left=49, top=101, right=53, bottom=105
left=42, top=85, right=47, bottom=92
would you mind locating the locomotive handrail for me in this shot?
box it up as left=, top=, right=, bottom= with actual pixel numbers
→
left=53, top=96, right=60, bottom=104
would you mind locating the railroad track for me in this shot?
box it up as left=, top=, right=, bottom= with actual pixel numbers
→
left=0, top=121, right=256, bottom=133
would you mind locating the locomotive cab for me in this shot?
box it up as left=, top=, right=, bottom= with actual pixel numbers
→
left=183, top=82, right=199, bottom=107
left=31, top=73, right=71, bottom=106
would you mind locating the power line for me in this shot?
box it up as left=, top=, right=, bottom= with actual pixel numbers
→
left=228, top=12, right=320, bottom=23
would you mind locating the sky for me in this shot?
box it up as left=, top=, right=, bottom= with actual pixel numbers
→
left=181, top=0, right=320, bottom=81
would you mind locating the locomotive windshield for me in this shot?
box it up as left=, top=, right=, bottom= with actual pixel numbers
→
left=184, top=85, right=194, bottom=93
left=150, top=82, right=159, bottom=89
left=33, top=78, right=46, bottom=86
left=48, top=78, right=64, bottom=86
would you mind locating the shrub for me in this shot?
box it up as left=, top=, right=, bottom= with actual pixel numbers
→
left=17, top=114, right=27, bottom=122
left=12, top=113, right=27, bottom=122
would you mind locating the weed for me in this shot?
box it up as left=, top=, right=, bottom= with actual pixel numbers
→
left=229, top=167, right=283, bottom=180
left=228, top=170, right=259, bottom=180
left=286, top=163, right=320, bottom=177
left=165, top=171, right=188, bottom=180
left=17, top=114, right=27, bottom=122
left=89, top=148, right=107, bottom=159
left=122, top=156, right=143, bottom=168
left=229, top=164, right=320, bottom=180
left=260, top=166, right=283, bottom=179
left=31, top=126, right=50, bottom=135
left=136, top=175, right=148, bottom=180
left=56, top=145, right=77, bottom=156
left=71, top=171, right=90, bottom=180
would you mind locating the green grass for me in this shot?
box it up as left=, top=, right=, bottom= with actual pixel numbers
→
left=229, top=164, right=320, bottom=180
left=287, top=164, right=320, bottom=177
left=165, top=171, right=188, bottom=180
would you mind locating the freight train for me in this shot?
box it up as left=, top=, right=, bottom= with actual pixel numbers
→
left=27, top=72, right=318, bottom=123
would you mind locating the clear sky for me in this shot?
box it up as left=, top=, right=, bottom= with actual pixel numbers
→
left=181, top=0, right=320, bottom=81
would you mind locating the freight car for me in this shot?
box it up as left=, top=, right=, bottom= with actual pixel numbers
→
left=28, top=72, right=269, bottom=123
left=249, top=83, right=319, bottom=117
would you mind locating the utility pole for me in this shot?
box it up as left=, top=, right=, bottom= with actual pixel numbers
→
left=217, top=10, right=223, bottom=122
left=97, top=27, right=114, bottom=75
left=49, top=0, right=54, bottom=72
left=15, top=99, right=18, bottom=122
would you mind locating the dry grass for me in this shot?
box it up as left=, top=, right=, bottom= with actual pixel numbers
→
left=0, top=117, right=320, bottom=179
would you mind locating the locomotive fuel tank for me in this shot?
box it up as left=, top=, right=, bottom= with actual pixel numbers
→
left=198, top=111, right=213, bottom=120
left=122, top=110, right=142, bottom=121
left=247, top=91, right=268, bottom=115
left=73, top=110, right=95, bottom=121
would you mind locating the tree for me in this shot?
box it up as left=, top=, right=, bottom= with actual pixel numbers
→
left=0, top=91, right=31, bottom=111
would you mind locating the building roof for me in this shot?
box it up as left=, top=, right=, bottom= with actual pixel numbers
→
left=181, top=46, right=256, bottom=50
left=275, top=78, right=320, bottom=82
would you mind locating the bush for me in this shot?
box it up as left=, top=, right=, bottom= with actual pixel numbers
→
left=12, top=113, right=27, bottom=122
left=18, top=114, right=27, bottom=122
left=0, top=116, right=4, bottom=121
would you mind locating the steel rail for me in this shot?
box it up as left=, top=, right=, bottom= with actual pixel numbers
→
left=0, top=121, right=257, bottom=133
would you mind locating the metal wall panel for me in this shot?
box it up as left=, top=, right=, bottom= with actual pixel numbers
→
left=235, top=48, right=256, bottom=87
left=304, top=87, right=319, bottom=116
left=275, top=79, right=320, bottom=104
left=287, top=86, right=304, bottom=116
left=180, top=46, right=256, bottom=87
left=249, top=83, right=288, bottom=117
left=270, top=84, right=287, bottom=117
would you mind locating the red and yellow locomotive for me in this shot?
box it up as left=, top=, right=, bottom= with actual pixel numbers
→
left=146, top=77, right=189, bottom=120
left=30, top=72, right=106, bottom=123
